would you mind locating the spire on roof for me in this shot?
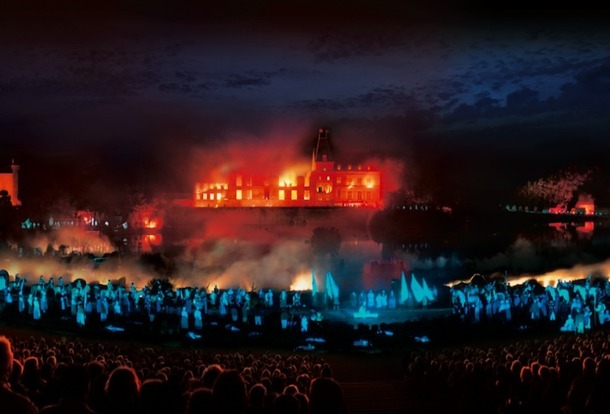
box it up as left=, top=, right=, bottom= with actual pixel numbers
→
left=314, top=128, right=333, bottom=163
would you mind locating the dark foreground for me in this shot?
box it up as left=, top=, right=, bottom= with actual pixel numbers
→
left=4, top=304, right=603, bottom=414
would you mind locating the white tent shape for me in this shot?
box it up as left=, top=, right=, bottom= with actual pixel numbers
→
left=325, top=272, right=340, bottom=302
left=558, top=287, right=570, bottom=303
left=410, top=273, right=424, bottom=303
left=399, top=271, right=409, bottom=305
left=574, top=285, right=587, bottom=301
left=421, top=277, right=435, bottom=302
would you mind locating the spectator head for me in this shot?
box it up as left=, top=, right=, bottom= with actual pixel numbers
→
left=249, top=382, right=267, bottom=407
left=583, top=356, right=596, bottom=376
left=283, top=384, right=299, bottom=395
left=105, top=365, right=141, bottom=405
left=520, top=366, right=533, bottom=384
left=202, top=363, right=223, bottom=388
left=212, top=369, right=247, bottom=414
left=320, top=363, right=333, bottom=378
left=185, top=387, right=213, bottom=414
left=273, top=393, right=300, bottom=414
left=86, top=360, right=105, bottom=379
left=23, top=356, right=40, bottom=374
left=61, top=364, right=90, bottom=400
left=10, top=359, right=23, bottom=385
left=0, top=336, right=14, bottom=382
left=139, top=378, right=173, bottom=414
left=294, top=392, right=309, bottom=414
left=309, top=377, right=346, bottom=414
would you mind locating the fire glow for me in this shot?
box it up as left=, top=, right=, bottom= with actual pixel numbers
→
left=290, top=271, right=313, bottom=291
left=448, top=260, right=610, bottom=289
left=194, top=129, right=383, bottom=208
left=143, top=217, right=162, bottom=229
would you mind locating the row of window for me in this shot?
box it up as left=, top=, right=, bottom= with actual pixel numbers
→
left=197, top=189, right=375, bottom=201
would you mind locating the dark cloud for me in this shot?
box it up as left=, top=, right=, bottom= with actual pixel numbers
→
left=308, top=26, right=405, bottom=63
left=222, top=73, right=270, bottom=89
left=2, top=1, right=610, bottom=211
left=288, top=98, right=346, bottom=111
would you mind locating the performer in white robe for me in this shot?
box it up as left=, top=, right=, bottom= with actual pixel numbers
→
left=33, top=297, right=41, bottom=321
left=181, top=306, right=189, bottom=330
left=76, top=302, right=86, bottom=328
left=300, top=314, right=308, bottom=332
left=194, top=307, right=203, bottom=330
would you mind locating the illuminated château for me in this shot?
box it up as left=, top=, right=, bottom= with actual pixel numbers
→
left=194, top=129, right=382, bottom=208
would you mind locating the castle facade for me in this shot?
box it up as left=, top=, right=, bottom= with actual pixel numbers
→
left=194, top=129, right=382, bottom=208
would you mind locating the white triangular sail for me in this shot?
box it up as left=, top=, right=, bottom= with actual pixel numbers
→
left=422, top=277, right=435, bottom=302
left=399, top=271, right=409, bottom=305
left=325, top=272, right=340, bottom=301
left=311, top=269, right=318, bottom=295
left=410, top=273, right=424, bottom=303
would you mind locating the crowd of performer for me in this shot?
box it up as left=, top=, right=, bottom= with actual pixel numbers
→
left=0, top=272, right=321, bottom=335
left=0, top=270, right=431, bottom=338
left=3, top=266, right=610, bottom=339
left=449, top=274, right=610, bottom=333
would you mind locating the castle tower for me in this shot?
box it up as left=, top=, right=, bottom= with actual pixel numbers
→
left=312, top=128, right=334, bottom=171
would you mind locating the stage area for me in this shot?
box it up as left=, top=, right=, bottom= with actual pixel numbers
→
left=319, top=306, right=452, bottom=326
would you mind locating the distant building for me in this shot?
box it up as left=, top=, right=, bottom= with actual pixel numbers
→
left=573, top=194, right=595, bottom=215
left=194, top=129, right=382, bottom=208
left=0, top=159, right=21, bottom=206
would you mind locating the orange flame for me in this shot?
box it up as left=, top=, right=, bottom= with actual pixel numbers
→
left=278, top=162, right=310, bottom=187
left=289, top=271, right=312, bottom=291
left=143, top=217, right=162, bottom=229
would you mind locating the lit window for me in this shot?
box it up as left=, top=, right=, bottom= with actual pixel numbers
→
left=291, top=190, right=297, bottom=200
left=279, top=190, right=285, bottom=200
left=304, top=190, right=310, bottom=200
left=236, top=190, right=242, bottom=200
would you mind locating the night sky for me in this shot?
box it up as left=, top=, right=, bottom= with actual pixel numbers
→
left=3, top=2, right=610, bottom=209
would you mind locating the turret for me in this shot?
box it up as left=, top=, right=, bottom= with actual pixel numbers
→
left=312, top=128, right=334, bottom=171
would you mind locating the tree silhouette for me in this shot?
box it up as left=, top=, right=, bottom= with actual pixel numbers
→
left=519, top=168, right=591, bottom=208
